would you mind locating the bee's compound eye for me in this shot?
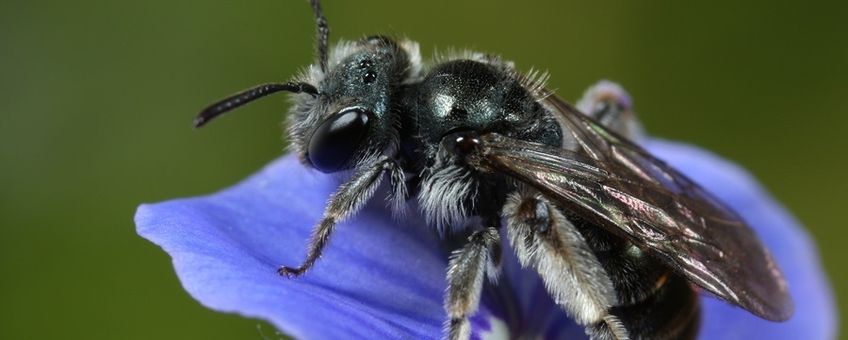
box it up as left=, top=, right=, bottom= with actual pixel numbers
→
left=307, top=107, right=373, bottom=173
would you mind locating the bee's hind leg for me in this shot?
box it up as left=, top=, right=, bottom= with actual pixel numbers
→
left=502, top=188, right=630, bottom=340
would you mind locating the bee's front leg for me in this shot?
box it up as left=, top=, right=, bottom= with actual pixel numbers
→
left=278, top=156, right=405, bottom=277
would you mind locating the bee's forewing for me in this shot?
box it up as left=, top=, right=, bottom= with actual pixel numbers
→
left=474, top=94, right=793, bottom=321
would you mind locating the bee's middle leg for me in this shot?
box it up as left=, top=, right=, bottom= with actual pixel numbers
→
left=444, top=225, right=501, bottom=340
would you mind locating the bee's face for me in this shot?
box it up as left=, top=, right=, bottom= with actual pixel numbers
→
left=288, top=37, right=421, bottom=172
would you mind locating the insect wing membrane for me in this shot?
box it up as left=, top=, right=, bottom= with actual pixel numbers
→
left=475, top=95, right=793, bottom=321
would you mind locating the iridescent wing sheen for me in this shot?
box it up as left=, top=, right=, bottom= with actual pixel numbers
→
left=474, top=95, right=793, bottom=321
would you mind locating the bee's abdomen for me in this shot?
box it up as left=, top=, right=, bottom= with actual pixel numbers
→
left=608, top=272, right=700, bottom=339
left=574, top=216, right=701, bottom=339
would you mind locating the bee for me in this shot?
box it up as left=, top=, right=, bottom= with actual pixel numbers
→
left=194, top=1, right=793, bottom=339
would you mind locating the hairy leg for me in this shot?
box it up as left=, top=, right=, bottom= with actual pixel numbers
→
left=444, top=227, right=501, bottom=340
left=279, top=156, right=405, bottom=277
left=503, top=189, right=629, bottom=340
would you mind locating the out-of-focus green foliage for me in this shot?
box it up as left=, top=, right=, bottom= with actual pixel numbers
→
left=1, top=0, right=845, bottom=338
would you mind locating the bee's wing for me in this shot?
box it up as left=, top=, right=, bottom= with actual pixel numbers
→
left=474, top=95, right=793, bottom=321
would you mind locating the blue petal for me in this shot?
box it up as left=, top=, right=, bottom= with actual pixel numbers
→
left=137, top=155, right=449, bottom=339
left=137, top=139, right=835, bottom=339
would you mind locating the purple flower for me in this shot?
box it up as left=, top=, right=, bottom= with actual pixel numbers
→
left=136, top=138, right=836, bottom=339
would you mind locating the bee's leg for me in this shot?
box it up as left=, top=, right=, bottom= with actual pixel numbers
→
left=586, top=315, right=630, bottom=340
left=444, top=226, right=501, bottom=340
left=502, top=189, right=630, bottom=340
left=278, top=156, right=406, bottom=277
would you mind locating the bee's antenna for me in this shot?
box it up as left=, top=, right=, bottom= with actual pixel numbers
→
left=310, top=0, right=330, bottom=73
left=194, top=82, right=318, bottom=128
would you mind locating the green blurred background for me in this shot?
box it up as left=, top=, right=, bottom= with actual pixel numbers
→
left=1, top=0, right=845, bottom=338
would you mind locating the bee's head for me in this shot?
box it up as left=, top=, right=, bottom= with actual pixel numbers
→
left=193, top=1, right=421, bottom=174
left=289, top=35, right=421, bottom=173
